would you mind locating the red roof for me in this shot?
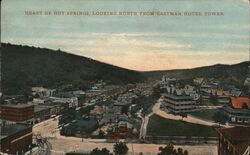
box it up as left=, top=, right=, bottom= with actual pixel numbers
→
left=230, top=97, right=250, bottom=109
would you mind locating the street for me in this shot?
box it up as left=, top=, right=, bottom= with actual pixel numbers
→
left=32, top=115, right=218, bottom=155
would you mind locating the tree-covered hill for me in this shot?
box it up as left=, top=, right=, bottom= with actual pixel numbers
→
left=144, top=61, right=249, bottom=87
left=1, top=43, right=146, bottom=95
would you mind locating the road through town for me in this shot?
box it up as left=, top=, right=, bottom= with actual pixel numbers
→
left=32, top=116, right=218, bottom=155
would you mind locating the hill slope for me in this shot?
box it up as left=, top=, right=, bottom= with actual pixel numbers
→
left=1, top=43, right=146, bottom=95
left=144, top=61, right=250, bottom=87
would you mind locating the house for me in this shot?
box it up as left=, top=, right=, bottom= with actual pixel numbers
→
left=223, top=96, right=250, bottom=124
left=107, top=121, right=137, bottom=139
left=161, top=86, right=198, bottom=114
left=216, top=126, right=250, bottom=155
left=230, top=89, right=242, bottom=97
left=212, top=89, right=230, bottom=104
left=193, top=78, right=204, bottom=85
left=90, top=105, right=105, bottom=120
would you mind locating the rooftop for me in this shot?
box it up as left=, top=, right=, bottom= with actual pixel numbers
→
left=230, top=96, right=250, bottom=109
left=0, top=123, right=32, bottom=140
left=0, top=104, right=34, bottom=109
left=217, top=126, right=250, bottom=154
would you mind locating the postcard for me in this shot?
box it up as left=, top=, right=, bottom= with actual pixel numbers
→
left=0, top=0, right=249, bottom=155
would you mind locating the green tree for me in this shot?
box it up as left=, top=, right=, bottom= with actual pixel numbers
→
left=158, top=144, right=188, bottom=155
left=113, top=142, right=129, bottom=155
left=90, top=147, right=113, bottom=155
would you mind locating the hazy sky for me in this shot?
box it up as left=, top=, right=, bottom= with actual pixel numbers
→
left=1, top=0, right=249, bottom=71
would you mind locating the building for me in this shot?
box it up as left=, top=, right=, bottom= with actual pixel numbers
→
left=216, top=126, right=250, bottom=155
left=162, top=86, right=197, bottom=114
left=107, top=121, right=136, bottom=139
left=0, top=104, right=34, bottom=122
left=161, top=76, right=177, bottom=86
left=49, top=96, right=78, bottom=108
left=0, top=104, right=34, bottom=154
left=200, top=84, right=212, bottom=102
left=182, top=85, right=200, bottom=101
left=90, top=105, right=105, bottom=120
left=34, top=105, right=51, bottom=123
left=193, top=78, right=204, bottom=85
left=212, top=89, right=230, bottom=104
left=60, top=117, right=99, bottom=137
left=0, top=124, right=32, bottom=154
left=223, top=96, right=250, bottom=124
left=31, top=87, right=55, bottom=98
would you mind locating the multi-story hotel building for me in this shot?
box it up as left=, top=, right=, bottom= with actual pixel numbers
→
left=162, top=86, right=197, bottom=114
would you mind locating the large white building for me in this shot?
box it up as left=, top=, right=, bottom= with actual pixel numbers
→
left=162, top=86, right=198, bottom=114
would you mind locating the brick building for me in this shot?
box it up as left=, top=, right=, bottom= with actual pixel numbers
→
left=0, top=104, right=34, bottom=121
left=0, top=104, right=34, bottom=154
left=0, top=124, right=33, bottom=154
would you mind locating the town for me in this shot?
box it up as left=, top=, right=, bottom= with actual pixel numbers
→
left=0, top=65, right=250, bottom=155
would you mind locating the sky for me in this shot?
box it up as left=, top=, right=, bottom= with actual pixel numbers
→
left=1, top=0, right=249, bottom=71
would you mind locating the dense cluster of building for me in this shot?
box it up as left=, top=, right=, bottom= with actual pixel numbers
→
left=159, top=74, right=250, bottom=124
left=55, top=81, right=152, bottom=140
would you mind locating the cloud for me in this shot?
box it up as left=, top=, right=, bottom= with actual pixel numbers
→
left=3, top=32, right=248, bottom=71
left=242, top=0, right=249, bottom=4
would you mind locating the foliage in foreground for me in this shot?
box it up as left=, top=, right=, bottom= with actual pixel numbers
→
left=158, top=144, right=188, bottom=155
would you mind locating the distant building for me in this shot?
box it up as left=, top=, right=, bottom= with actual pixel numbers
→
left=49, top=96, right=78, bottom=108
left=230, top=89, right=242, bottom=97
left=212, top=89, right=230, bottom=104
left=61, top=117, right=99, bottom=137
left=161, top=76, right=177, bottom=86
left=193, top=78, right=204, bottom=85
left=90, top=105, right=105, bottom=120
left=34, top=104, right=62, bottom=123
left=31, top=87, right=55, bottom=98
left=162, top=86, right=197, bottom=114
left=216, top=126, right=250, bottom=155
left=200, top=84, right=212, bottom=103
left=223, top=96, right=250, bottom=124
left=0, top=104, right=34, bottom=122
